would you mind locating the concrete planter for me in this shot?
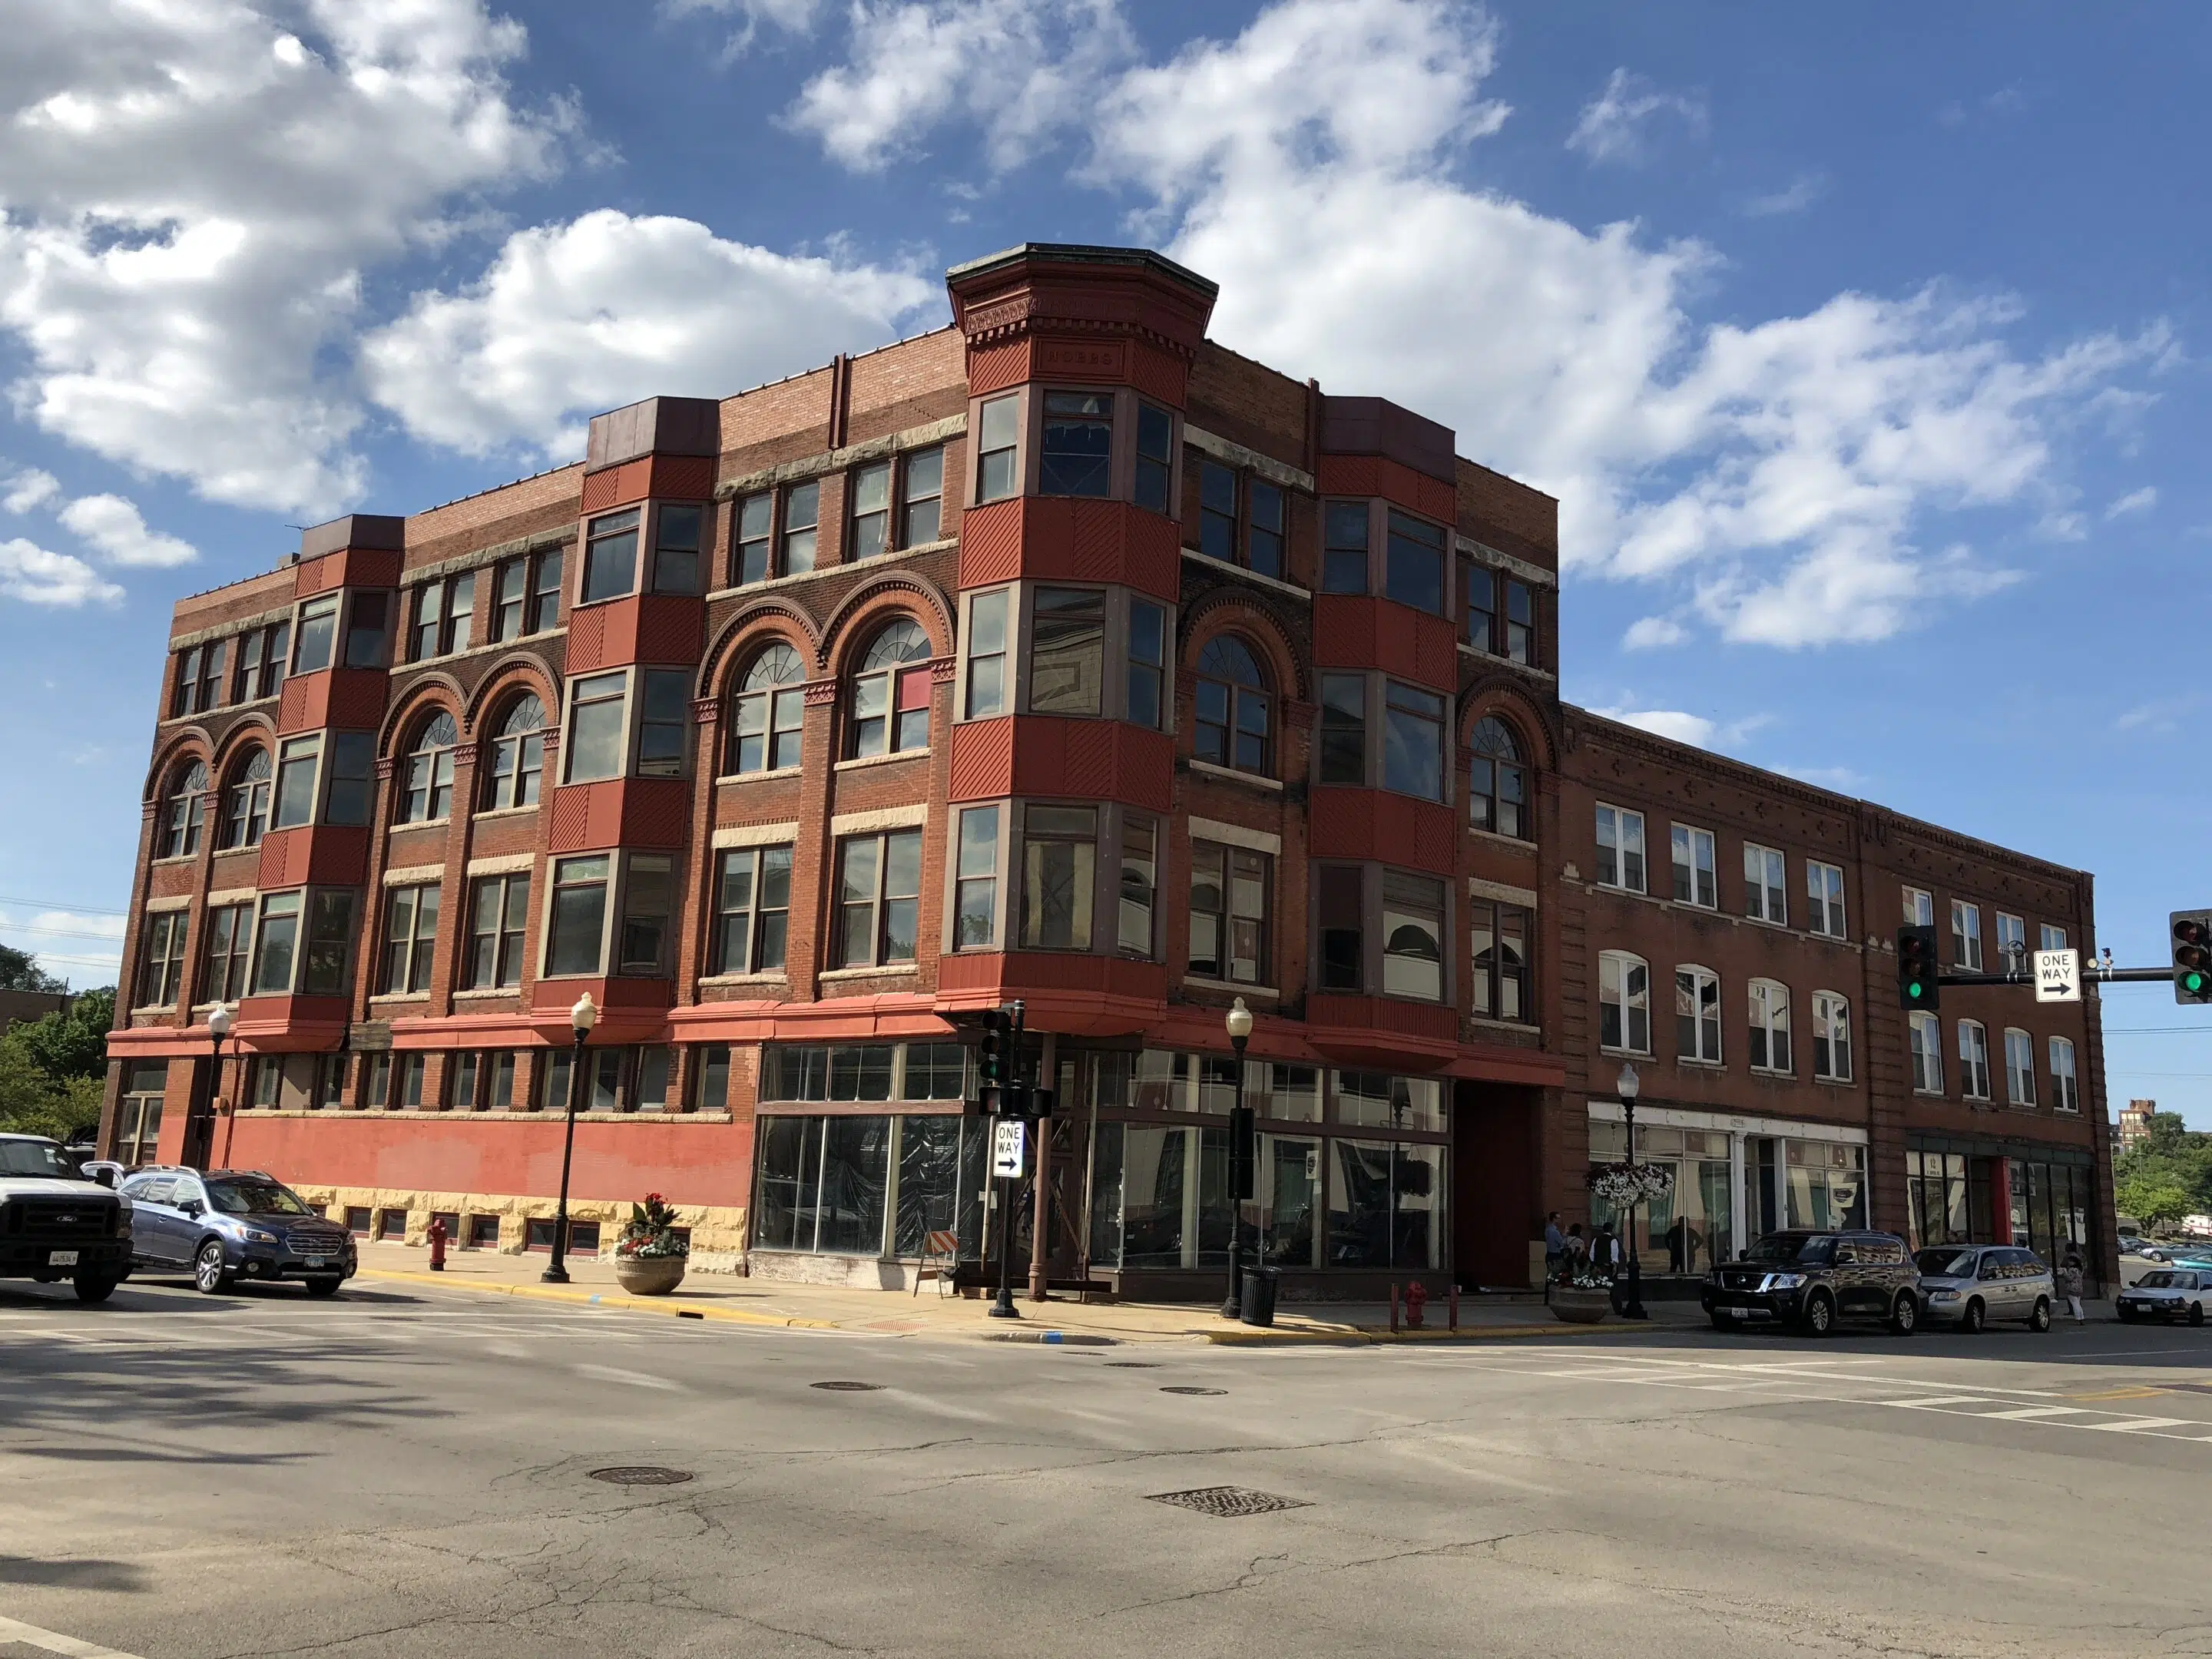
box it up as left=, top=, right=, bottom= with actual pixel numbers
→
left=1549, top=1286, right=1611, bottom=1324
left=614, top=1255, right=687, bottom=1296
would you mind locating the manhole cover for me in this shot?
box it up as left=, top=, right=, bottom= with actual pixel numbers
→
left=1106, top=1361, right=1161, bottom=1369
left=590, top=1465, right=693, bottom=1485
left=811, top=1380, right=884, bottom=1392
left=1148, top=1487, right=1309, bottom=1518
left=1161, top=1386, right=1227, bottom=1396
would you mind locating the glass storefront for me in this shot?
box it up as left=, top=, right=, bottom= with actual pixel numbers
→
left=1906, top=1146, right=2091, bottom=1263
left=1589, top=1114, right=1868, bottom=1273
left=1084, top=1052, right=1447, bottom=1275
left=1786, top=1140, right=1866, bottom=1232
left=750, top=1041, right=983, bottom=1260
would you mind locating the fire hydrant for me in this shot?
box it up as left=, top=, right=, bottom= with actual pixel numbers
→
left=428, top=1216, right=447, bottom=1272
left=1404, top=1279, right=1426, bottom=1329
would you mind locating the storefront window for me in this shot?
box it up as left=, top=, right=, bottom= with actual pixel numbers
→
left=1588, top=1121, right=1735, bottom=1273
left=1785, top=1141, right=1866, bottom=1231
left=1258, top=1135, right=1321, bottom=1268
left=1326, top=1140, right=1442, bottom=1269
left=752, top=1111, right=985, bottom=1260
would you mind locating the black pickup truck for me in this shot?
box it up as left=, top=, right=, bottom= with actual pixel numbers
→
left=0, top=1133, right=133, bottom=1303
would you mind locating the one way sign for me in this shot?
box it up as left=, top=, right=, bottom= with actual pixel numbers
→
left=2035, top=949, right=2081, bottom=1004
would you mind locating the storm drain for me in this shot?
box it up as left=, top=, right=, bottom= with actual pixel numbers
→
left=1147, top=1487, right=1309, bottom=1518
left=1160, top=1386, right=1227, bottom=1396
left=590, top=1466, right=693, bottom=1486
left=1105, top=1361, right=1161, bottom=1369
left=811, top=1380, right=885, bottom=1392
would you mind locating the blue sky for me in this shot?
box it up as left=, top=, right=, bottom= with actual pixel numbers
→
left=1, top=1, right=2204, bottom=1119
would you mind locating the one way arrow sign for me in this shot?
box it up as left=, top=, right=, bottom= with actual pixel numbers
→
left=2035, top=949, right=2081, bottom=1004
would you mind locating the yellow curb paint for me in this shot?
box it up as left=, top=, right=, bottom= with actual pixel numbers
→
left=356, top=1269, right=846, bottom=1333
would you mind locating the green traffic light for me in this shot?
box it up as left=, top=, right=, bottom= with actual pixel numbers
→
left=1907, top=981, right=1923, bottom=998
left=2190, top=972, right=2207, bottom=995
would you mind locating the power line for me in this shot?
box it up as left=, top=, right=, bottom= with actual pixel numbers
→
left=0, top=922, right=128, bottom=944
left=0, top=893, right=127, bottom=917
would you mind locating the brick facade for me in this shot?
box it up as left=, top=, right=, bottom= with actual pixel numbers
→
left=102, top=242, right=2112, bottom=1293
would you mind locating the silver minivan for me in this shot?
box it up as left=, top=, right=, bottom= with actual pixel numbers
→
left=1912, top=1245, right=2055, bottom=1333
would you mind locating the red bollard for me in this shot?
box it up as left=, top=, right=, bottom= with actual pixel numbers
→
left=428, top=1215, right=447, bottom=1273
left=1405, top=1280, right=1427, bottom=1329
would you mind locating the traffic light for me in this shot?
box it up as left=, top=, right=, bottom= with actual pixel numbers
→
left=2173, top=911, right=2212, bottom=1003
left=1897, top=924, right=1940, bottom=1010
left=970, top=1007, right=1010, bottom=1114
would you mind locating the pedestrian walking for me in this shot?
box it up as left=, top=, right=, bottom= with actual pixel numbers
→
left=2058, top=1250, right=2087, bottom=1323
left=1563, top=1222, right=1588, bottom=1281
left=1544, top=1210, right=1567, bottom=1293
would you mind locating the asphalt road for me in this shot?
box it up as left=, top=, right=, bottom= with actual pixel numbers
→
left=7, top=1276, right=2212, bottom=1659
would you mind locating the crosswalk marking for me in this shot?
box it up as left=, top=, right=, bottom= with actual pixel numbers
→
left=2081, top=1416, right=2193, bottom=1433
left=1884, top=1395, right=1996, bottom=1408
left=1982, top=1406, right=2091, bottom=1419
left=0, top=1613, right=149, bottom=1659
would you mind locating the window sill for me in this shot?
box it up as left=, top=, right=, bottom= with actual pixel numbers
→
left=131, top=1004, right=178, bottom=1016
left=473, top=805, right=539, bottom=823
left=150, top=854, right=197, bottom=868
left=717, top=767, right=803, bottom=786
left=1743, top=914, right=1793, bottom=932
left=1185, top=979, right=1280, bottom=1000
left=705, top=535, right=959, bottom=602
left=1465, top=1014, right=1538, bottom=1035
left=1813, top=1073, right=1854, bottom=1088
left=1188, top=758, right=1282, bottom=792
left=1677, top=1057, right=1726, bottom=1071
left=1748, top=1065, right=1794, bottom=1079
left=1591, top=881, right=1647, bottom=899
left=835, top=747, right=930, bottom=773
left=818, top=963, right=920, bottom=981
left=1179, top=548, right=1312, bottom=602
left=452, top=988, right=521, bottom=1001
left=1597, top=1046, right=1652, bottom=1060
left=392, top=818, right=452, bottom=834
left=698, top=972, right=789, bottom=988
left=1455, top=642, right=1558, bottom=682
left=396, top=629, right=566, bottom=674
left=1466, top=826, right=1535, bottom=853
left=368, top=993, right=432, bottom=1007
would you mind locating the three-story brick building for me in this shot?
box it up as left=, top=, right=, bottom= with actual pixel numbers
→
left=103, top=243, right=2115, bottom=1295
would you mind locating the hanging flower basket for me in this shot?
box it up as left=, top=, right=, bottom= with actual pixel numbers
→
left=1586, top=1161, right=1676, bottom=1209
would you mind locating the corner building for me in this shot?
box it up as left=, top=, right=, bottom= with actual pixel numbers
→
left=105, top=243, right=2117, bottom=1295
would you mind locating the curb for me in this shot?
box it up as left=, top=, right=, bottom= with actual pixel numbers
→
left=978, top=1330, right=1119, bottom=1346
left=1205, top=1318, right=1708, bottom=1346
left=356, top=1268, right=848, bottom=1333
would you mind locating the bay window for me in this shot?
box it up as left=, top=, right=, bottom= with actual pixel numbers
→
left=651, top=503, right=704, bottom=594
left=1382, top=681, right=1445, bottom=800
left=952, top=806, right=1001, bottom=950
left=618, top=854, right=674, bottom=975
left=1380, top=871, right=1445, bottom=1001
left=1118, top=816, right=1157, bottom=956
left=544, top=856, right=610, bottom=976
left=1317, top=674, right=1366, bottom=784
left=1126, top=600, right=1166, bottom=730
left=250, top=889, right=355, bottom=997
left=1322, top=502, right=1368, bottom=593
left=964, top=591, right=1007, bottom=718
left=291, top=594, right=339, bottom=674
left=1029, top=587, right=1104, bottom=715
left=582, top=507, right=640, bottom=603
left=975, top=394, right=1020, bottom=503
left=1039, top=391, right=1113, bottom=497
left=1317, top=865, right=1363, bottom=991
left=1134, top=405, right=1174, bottom=515
left=1020, top=806, right=1095, bottom=951
left=1384, top=509, right=1446, bottom=614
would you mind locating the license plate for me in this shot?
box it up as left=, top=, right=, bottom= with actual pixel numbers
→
left=1724, top=1306, right=1747, bottom=1318
left=302, top=1257, right=332, bottom=1269
left=48, top=1250, right=78, bottom=1267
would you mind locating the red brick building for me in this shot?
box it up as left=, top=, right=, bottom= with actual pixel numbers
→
left=103, top=243, right=2114, bottom=1294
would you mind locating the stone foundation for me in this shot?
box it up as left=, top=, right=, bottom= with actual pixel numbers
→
left=293, top=1184, right=747, bottom=1271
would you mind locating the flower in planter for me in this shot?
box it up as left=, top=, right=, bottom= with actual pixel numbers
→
left=617, top=1194, right=690, bottom=1260
left=1584, top=1161, right=1676, bottom=1208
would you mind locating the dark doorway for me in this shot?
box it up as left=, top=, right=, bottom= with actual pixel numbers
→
left=1453, top=1084, right=1540, bottom=1288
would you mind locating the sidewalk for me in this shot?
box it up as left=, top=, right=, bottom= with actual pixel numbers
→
left=352, top=1242, right=1707, bottom=1347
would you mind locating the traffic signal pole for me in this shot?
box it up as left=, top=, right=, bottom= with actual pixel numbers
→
left=988, top=1000, right=1026, bottom=1321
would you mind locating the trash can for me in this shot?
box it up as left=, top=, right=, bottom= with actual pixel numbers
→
left=1240, top=1265, right=1280, bottom=1327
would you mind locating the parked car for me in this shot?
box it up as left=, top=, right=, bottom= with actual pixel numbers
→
left=1702, top=1230, right=1920, bottom=1335
left=120, top=1167, right=355, bottom=1296
left=0, top=1132, right=134, bottom=1303
left=2117, top=1269, right=2212, bottom=1326
left=1912, top=1245, right=2055, bottom=1333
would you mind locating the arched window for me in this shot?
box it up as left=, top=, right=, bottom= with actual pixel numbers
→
left=1748, top=979, right=1791, bottom=1073
left=849, top=618, right=932, bottom=757
left=1194, top=636, right=1270, bottom=775
left=482, top=694, right=546, bottom=811
left=1598, top=950, right=1649, bottom=1054
left=1469, top=716, right=1527, bottom=839
left=731, top=643, right=804, bottom=775
left=161, top=761, right=208, bottom=859
left=1676, top=965, right=1721, bottom=1062
left=398, top=711, right=459, bottom=824
left=221, top=749, right=272, bottom=850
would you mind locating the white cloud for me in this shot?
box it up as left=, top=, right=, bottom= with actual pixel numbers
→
left=57, top=493, right=197, bottom=568
left=0, top=0, right=568, bottom=516
left=2, top=467, right=60, bottom=514
left=1621, top=615, right=1685, bottom=650
left=1045, top=0, right=2163, bottom=648
left=2116, top=694, right=2203, bottom=735
left=787, top=0, right=1133, bottom=172
left=2106, top=485, right=2157, bottom=519
left=664, top=0, right=824, bottom=59
left=0, top=536, right=122, bottom=605
left=1742, top=174, right=1824, bottom=217
left=1566, top=67, right=1706, bottom=166
left=1591, top=705, right=1770, bottom=753
left=361, top=210, right=939, bottom=459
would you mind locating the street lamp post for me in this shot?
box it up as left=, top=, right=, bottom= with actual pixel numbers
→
left=190, top=1004, right=233, bottom=1172
left=1618, top=1061, right=1648, bottom=1320
left=542, top=993, right=597, bottom=1286
left=1219, top=998, right=1254, bottom=1320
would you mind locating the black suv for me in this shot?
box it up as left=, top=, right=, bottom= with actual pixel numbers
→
left=1702, top=1230, right=1920, bottom=1336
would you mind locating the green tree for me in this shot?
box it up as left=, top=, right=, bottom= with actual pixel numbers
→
left=0, top=943, right=66, bottom=993
left=0, top=1040, right=101, bottom=1142
left=15, top=987, right=114, bottom=1083
left=2117, top=1171, right=2194, bottom=1227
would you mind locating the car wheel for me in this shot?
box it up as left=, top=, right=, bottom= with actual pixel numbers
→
left=1801, top=1292, right=1835, bottom=1336
left=2029, top=1297, right=2051, bottom=1333
left=1962, top=1297, right=1985, bottom=1334
left=304, top=1276, right=342, bottom=1299
left=1888, top=1292, right=1919, bottom=1336
left=194, top=1240, right=233, bottom=1295
left=2192, top=1302, right=2206, bottom=1328
left=2118, top=1304, right=2137, bottom=1323
left=72, top=1273, right=118, bottom=1306
left=1709, top=1312, right=1734, bottom=1332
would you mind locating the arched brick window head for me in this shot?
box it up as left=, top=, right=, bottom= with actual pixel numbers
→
left=1194, top=635, right=1270, bottom=776
left=732, top=644, right=804, bottom=775
left=399, top=712, right=459, bottom=824
left=1469, top=716, right=1528, bottom=839
left=850, top=619, right=931, bottom=758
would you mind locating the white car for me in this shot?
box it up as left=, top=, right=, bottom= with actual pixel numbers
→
left=2116, top=1269, right=2212, bottom=1326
